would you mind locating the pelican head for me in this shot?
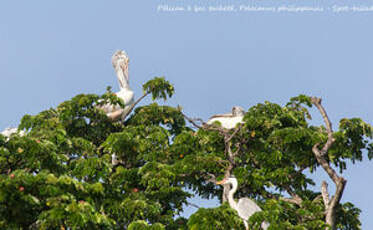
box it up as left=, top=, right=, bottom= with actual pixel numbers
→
left=112, top=50, right=129, bottom=68
left=111, top=50, right=130, bottom=89
left=232, top=106, right=245, bottom=116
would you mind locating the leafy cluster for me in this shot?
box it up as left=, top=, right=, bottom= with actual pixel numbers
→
left=0, top=78, right=372, bottom=230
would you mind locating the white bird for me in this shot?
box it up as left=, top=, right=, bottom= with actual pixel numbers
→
left=1, top=127, right=25, bottom=141
left=111, top=153, right=123, bottom=166
left=206, top=106, right=245, bottom=129
left=99, top=50, right=135, bottom=166
left=216, top=176, right=269, bottom=230
left=99, top=50, right=135, bottom=121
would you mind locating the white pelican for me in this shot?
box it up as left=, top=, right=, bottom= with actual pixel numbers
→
left=206, top=106, right=245, bottom=129
left=99, top=50, right=135, bottom=121
left=1, top=127, right=25, bottom=141
left=216, top=176, right=269, bottom=230
left=99, top=50, right=135, bottom=166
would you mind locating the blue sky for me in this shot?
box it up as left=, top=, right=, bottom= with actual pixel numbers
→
left=1, top=0, right=372, bottom=228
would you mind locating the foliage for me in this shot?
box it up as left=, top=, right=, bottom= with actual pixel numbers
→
left=0, top=77, right=372, bottom=229
left=187, top=203, right=245, bottom=230
left=142, top=77, right=174, bottom=101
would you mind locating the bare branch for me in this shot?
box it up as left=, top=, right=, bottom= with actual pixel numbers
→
left=321, top=181, right=330, bottom=209
left=311, top=96, right=347, bottom=230
left=311, top=97, right=335, bottom=156
left=265, top=193, right=302, bottom=206
left=182, top=113, right=245, bottom=204
left=283, top=185, right=303, bottom=206
left=312, top=145, right=340, bottom=184
left=225, top=124, right=244, bottom=143
left=182, top=112, right=204, bottom=129
left=204, top=123, right=229, bottom=135
left=107, top=92, right=150, bottom=121
left=329, top=177, right=347, bottom=211
left=280, top=197, right=303, bottom=206
left=122, top=92, right=150, bottom=119
left=204, top=173, right=217, bottom=183
left=232, top=143, right=241, bottom=158
left=313, top=195, right=323, bottom=203
left=186, top=202, right=200, bottom=209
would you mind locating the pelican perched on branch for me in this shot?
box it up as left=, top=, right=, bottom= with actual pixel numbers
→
left=216, top=176, right=269, bottom=230
left=206, top=106, right=245, bottom=129
left=98, top=50, right=135, bottom=166
left=1, top=127, right=25, bottom=141
left=99, top=50, right=135, bottom=121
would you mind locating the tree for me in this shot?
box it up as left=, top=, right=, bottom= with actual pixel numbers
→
left=0, top=77, right=372, bottom=229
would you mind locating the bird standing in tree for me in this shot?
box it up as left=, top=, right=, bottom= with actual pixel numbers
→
left=1, top=127, right=25, bottom=141
left=206, top=106, right=245, bottom=129
left=216, top=176, right=269, bottom=230
left=99, top=50, right=135, bottom=166
left=99, top=50, right=135, bottom=121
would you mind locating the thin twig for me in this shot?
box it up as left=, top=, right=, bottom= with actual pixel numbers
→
left=181, top=112, right=204, bottom=129
left=186, top=202, right=201, bottom=209
left=204, top=173, right=217, bottom=183
left=265, top=193, right=302, bottom=206
left=225, top=123, right=244, bottom=143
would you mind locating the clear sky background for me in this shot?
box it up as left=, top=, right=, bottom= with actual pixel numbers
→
left=1, top=0, right=372, bottom=228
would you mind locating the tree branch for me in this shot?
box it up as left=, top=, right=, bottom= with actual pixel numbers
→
left=123, top=92, right=150, bottom=119
left=280, top=197, right=303, bottom=206
left=321, top=181, right=330, bottom=209
left=186, top=202, right=201, bottom=209
left=181, top=112, right=204, bottom=129
left=311, top=96, right=346, bottom=230
left=204, top=173, right=217, bottom=184
left=265, top=192, right=302, bottom=206
left=311, top=97, right=335, bottom=156
left=284, top=187, right=303, bottom=206
left=107, top=92, right=150, bottom=121
left=225, top=124, right=244, bottom=143
left=182, top=112, right=245, bottom=203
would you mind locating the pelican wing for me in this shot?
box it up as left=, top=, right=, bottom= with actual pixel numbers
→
left=1, top=127, right=25, bottom=140
left=208, top=113, right=234, bottom=120
left=207, top=116, right=243, bottom=129
left=1, top=127, right=18, bottom=138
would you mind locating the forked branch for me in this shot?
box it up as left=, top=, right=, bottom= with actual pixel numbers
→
left=311, top=97, right=346, bottom=230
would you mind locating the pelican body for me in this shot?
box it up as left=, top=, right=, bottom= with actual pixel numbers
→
left=207, top=106, right=245, bottom=129
left=99, top=50, right=135, bottom=166
left=100, top=50, right=135, bottom=121
left=1, top=127, right=25, bottom=141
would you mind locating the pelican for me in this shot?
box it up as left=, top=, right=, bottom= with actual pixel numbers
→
left=1, top=127, right=25, bottom=141
left=99, top=50, right=135, bottom=121
left=206, top=106, right=245, bottom=129
left=216, top=176, right=269, bottom=230
left=98, top=50, right=135, bottom=166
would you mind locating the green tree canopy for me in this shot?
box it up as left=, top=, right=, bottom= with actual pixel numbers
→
left=0, top=78, right=372, bottom=229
